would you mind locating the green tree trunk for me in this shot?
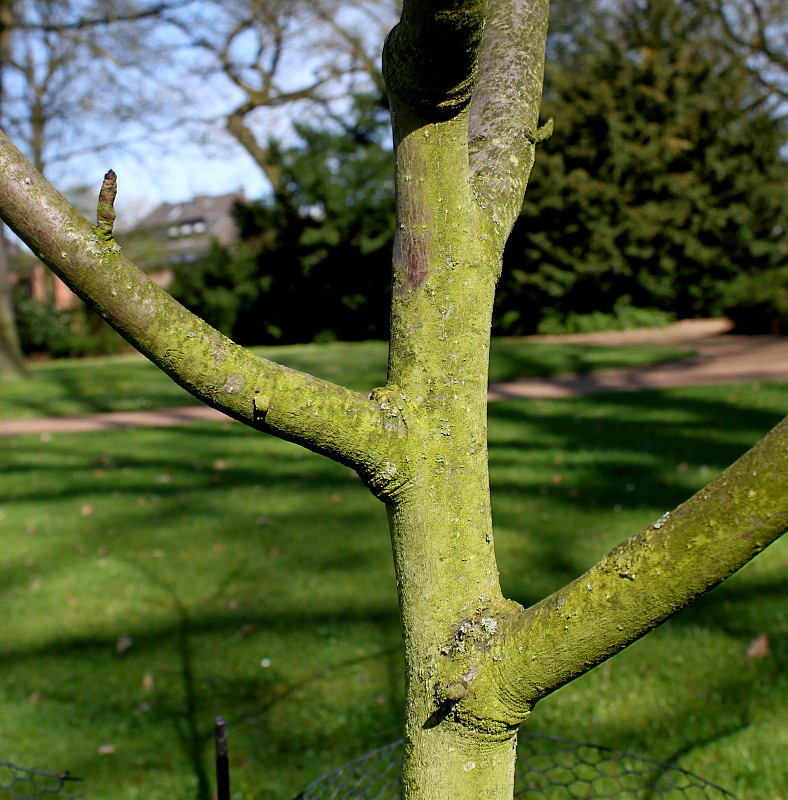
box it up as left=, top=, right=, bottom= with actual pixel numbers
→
left=382, top=108, right=522, bottom=797
left=0, top=1, right=784, bottom=798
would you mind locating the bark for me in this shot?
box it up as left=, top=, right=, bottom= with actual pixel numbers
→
left=385, top=105, right=519, bottom=798
left=383, top=0, right=487, bottom=118
left=0, top=222, right=27, bottom=378
left=468, top=0, right=551, bottom=238
left=0, top=1, right=785, bottom=798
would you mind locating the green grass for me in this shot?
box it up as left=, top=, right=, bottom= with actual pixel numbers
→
left=0, top=381, right=785, bottom=800
left=0, top=339, right=690, bottom=420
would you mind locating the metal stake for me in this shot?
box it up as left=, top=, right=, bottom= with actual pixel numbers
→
left=215, top=717, right=230, bottom=800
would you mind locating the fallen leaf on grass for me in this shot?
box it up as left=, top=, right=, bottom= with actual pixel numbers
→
left=747, top=634, right=770, bottom=659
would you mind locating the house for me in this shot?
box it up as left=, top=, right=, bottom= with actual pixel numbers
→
left=14, top=189, right=245, bottom=310
left=127, top=189, right=245, bottom=287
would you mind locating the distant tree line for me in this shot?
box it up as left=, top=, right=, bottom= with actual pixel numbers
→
left=495, top=0, right=788, bottom=336
left=170, top=0, right=786, bottom=345
left=7, top=0, right=785, bottom=359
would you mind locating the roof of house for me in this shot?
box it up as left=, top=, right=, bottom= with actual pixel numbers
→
left=136, top=189, right=245, bottom=235
left=132, top=189, right=246, bottom=265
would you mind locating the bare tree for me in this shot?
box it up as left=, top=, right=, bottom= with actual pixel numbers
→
left=0, top=0, right=25, bottom=376
left=704, top=0, right=787, bottom=100
left=0, top=0, right=194, bottom=354
left=161, top=0, right=398, bottom=195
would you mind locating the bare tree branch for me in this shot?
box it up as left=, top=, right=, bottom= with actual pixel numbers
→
left=468, top=0, right=550, bottom=238
left=707, top=0, right=787, bottom=99
left=479, top=416, right=787, bottom=719
left=14, top=0, right=196, bottom=32
left=0, top=128, right=405, bottom=484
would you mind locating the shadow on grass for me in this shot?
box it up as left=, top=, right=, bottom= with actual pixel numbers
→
left=487, top=384, right=785, bottom=601
left=1, top=382, right=784, bottom=796
left=2, top=587, right=401, bottom=798
left=487, top=341, right=692, bottom=382
left=2, top=359, right=195, bottom=419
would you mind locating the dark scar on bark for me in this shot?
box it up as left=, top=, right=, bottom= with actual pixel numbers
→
left=395, top=194, right=432, bottom=295
left=397, top=231, right=429, bottom=295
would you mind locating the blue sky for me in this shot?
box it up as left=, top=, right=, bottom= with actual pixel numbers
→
left=4, top=1, right=397, bottom=226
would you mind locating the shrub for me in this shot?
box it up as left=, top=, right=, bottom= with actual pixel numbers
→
left=536, top=298, right=674, bottom=335
left=14, top=296, right=73, bottom=354
left=721, top=267, right=788, bottom=334
left=14, top=296, right=128, bottom=358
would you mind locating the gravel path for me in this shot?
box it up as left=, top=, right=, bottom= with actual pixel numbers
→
left=489, top=319, right=788, bottom=399
left=1, top=320, right=785, bottom=438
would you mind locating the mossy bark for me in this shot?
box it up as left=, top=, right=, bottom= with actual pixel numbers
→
left=0, top=1, right=785, bottom=799
left=380, top=107, right=525, bottom=798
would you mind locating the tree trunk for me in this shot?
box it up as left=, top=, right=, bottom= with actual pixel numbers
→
left=380, top=106, right=525, bottom=798
left=0, top=0, right=26, bottom=378
left=0, top=223, right=27, bottom=378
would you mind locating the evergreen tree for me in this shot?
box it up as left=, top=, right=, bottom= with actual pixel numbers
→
left=495, top=0, right=787, bottom=334
left=172, top=94, right=395, bottom=345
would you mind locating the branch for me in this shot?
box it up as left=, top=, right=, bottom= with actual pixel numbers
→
left=490, top=416, right=787, bottom=716
left=382, top=0, right=487, bottom=120
left=96, top=169, right=117, bottom=241
left=0, top=128, right=404, bottom=488
left=468, top=0, right=550, bottom=238
left=225, top=105, right=295, bottom=200
left=12, top=0, right=196, bottom=32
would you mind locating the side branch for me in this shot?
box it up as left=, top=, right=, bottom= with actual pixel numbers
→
left=383, top=0, right=487, bottom=120
left=468, top=0, right=550, bottom=238
left=493, top=416, right=787, bottom=714
left=96, top=169, right=117, bottom=241
left=0, top=130, right=401, bottom=483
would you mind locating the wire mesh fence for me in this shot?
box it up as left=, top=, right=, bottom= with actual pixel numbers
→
left=291, top=734, right=739, bottom=800
left=0, top=762, right=82, bottom=800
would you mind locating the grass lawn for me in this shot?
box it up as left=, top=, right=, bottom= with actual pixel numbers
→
left=0, top=339, right=690, bottom=420
left=0, top=380, right=785, bottom=800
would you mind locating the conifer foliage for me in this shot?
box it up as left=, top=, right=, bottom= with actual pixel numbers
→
left=495, top=0, right=787, bottom=335
left=171, top=94, right=395, bottom=345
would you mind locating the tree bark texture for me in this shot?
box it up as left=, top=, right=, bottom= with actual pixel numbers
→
left=0, top=1, right=785, bottom=798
